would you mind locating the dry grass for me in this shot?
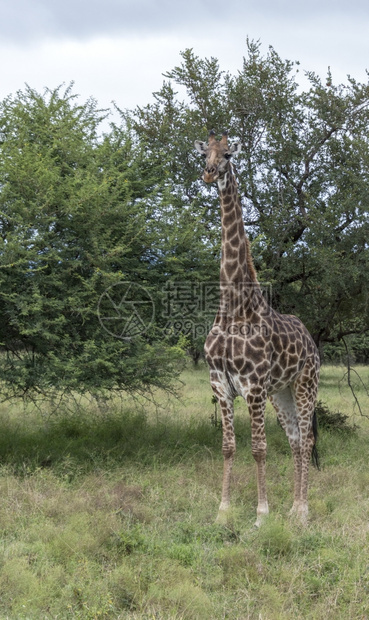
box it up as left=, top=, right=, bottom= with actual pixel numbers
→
left=0, top=363, right=368, bottom=618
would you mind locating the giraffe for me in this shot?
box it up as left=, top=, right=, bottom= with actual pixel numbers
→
left=194, top=130, right=320, bottom=526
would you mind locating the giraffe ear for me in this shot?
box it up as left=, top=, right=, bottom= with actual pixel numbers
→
left=194, top=140, right=207, bottom=155
left=230, top=142, right=242, bottom=155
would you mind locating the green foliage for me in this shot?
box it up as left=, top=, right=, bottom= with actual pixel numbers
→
left=127, top=40, right=369, bottom=352
left=257, top=516, right=293, bottom=557
left=324, top=333, right=369, bottom=364
left=1, top=41, right=369, bottom=398
left=0, top=85, right=185, bottom=401
left=315, top=399, right=358, bottom=433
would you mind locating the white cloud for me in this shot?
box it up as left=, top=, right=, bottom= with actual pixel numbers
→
left=2, top=0, right=368, bottom=44
left=0, top=36, right=183, bottom=112
left=0, top=4, right=368, bottom=122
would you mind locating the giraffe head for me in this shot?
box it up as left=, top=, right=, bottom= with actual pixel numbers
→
left=194, top=130, right=242, bottom=184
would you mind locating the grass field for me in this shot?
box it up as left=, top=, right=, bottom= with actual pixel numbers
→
left=0, top=364, right=369, bottom=619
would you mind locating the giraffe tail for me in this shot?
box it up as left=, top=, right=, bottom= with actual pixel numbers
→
left=311, top=409, right=320, bottom=470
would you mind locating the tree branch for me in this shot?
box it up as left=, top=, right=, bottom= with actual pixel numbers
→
left=340, top=337, right=369, bottom=419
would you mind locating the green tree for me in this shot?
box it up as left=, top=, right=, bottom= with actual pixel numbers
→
left=127, top=42, right=369, bottom=356
left=120, top=84, right=222, bottom=363
left=0, top=85, right=184, bottom=402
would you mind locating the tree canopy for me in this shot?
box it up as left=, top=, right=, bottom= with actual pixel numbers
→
left=127, top=41, right=369, bottom=357
left=0, top=41, right=368, bottom=402
left=0, top=85, right=184, bottom=402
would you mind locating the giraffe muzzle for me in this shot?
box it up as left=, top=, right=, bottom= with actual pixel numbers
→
left=203, top=166, right=219, bottom=183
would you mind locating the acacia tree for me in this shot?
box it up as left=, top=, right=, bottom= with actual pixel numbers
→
left=227, top=46, right=369, bottom=350
left=0, top=85, right=184, bottom=402
left=127, top=42, right=369, bottom=357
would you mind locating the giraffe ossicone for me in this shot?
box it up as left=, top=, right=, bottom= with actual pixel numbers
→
left=195, top=130, right=320, bottom=527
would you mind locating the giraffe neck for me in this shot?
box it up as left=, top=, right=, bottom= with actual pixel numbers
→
left=218, top=165, right=257, bottom=285
left=217, top=165, right=265, bottom=321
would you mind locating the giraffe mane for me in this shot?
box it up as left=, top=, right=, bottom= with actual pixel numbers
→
left=245, top=235, right=258, bottom=284
left=229, top=160, right=258, bottom=284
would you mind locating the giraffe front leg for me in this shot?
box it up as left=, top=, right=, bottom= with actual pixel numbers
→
left=215, top=397, right=235, bottom=524
left=253, top=448, right=269, bottom=527
left=216, top=444, right=235, bottom=524
left=249, top=398, right=269, bottom=527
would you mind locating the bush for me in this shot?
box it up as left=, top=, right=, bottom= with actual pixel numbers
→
left=315, top=400, right=357, bottom=434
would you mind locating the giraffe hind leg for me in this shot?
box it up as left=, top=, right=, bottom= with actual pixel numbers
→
left=292, top=377, right=318, bottom=523
left=269, top=387, right=304, bottom=518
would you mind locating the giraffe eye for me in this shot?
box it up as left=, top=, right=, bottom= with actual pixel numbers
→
left=224, top=153, right=232, bottom=160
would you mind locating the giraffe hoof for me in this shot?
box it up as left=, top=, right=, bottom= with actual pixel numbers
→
left=215, top=509, right=229, bottom=525
left=254, top=503, right=269, bottom=527
left=254, top=513, right=268, bottom=528
left=289, top=502, right=308, bottom=525
left=298, top=509, right=308, bottom=526
left=289, top=501, right=300, bottom=516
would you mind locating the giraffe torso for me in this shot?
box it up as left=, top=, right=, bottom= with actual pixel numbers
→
left=204, top=306, right=320, bottom=397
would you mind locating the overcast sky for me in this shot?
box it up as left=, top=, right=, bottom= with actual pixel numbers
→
left=1, top=0, right=369, bottom=121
